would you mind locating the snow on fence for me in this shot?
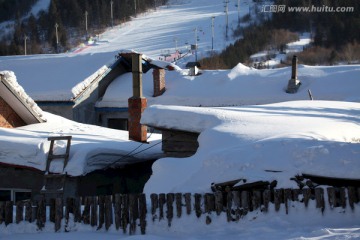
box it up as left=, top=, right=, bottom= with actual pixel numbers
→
left=0, top=187, right=359, bottom=234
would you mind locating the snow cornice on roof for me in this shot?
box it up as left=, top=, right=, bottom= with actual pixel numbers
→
left=0, top=71, right=46, bottom=124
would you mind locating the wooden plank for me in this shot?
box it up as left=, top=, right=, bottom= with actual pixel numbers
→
left=348, top=187, right=357, bottom=210
left=4, top=201, right=13, bottom=225
left=339, top=188, right=347, bottom=209
left=98, top=196, right=105, bottom=229
left=214, top=192, right=223, bottom=215
left=24, top=201, right=32, bottom=222
left=241, top=191, right=249, bottom=212
left=184, top=193, right=191, bottom=215
left=158, top=193, right=166, bottom=221
left=315, top=188, right=325, bottom=213
left=327, top=187, right=336, bottom=209
left=284, top=189, right=292, bottom=214
left=262, top=190, right=270, bottom=213
left=15, top=201, right=23, bottom=224
left=302, top=188, right=311, bottom=208
left=226, top=192, right=233, bottom=222
left=129, top=194, right=138, bottom=235
left=121, top=194, right=129, bottom=234
left=252, top=190, right=262, bottom=211
left=175, top=193, right=182, bottom=218
left=55, top=198, right=63, bottom=232
left=194, top=193, right=202, bottom=218
left=36, top=199, right=46, bottom=230
left=292, top=189, right=301, bottom=202
left=162, top=141, right=199, bottom=152
left=90, top=196, right=98, bottom=227
left=233, top=181, right=270, bottom=191
left=50, top=198, right=55, bottom=223
left=74, top=197, right=81, bottom=223
left=274, top=189, right=282, bottom=212
left=82, top=197, right=91, bottom=225
left=162, top=130, right=199, bottom=142
left=166, top=193, right=174, bottom=227
left=104, top=195, right=113, bottom=230
left=150, top=193, right=158, bottom=221
left=139, top=194, right=147, bottom=235
left=114, top=194, right=122, bottom=230
left=204, top=193, right=215, bottom=213
left=0, top=202, right=5, bottom=225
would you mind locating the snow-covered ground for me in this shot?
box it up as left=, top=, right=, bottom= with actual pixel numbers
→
left=1, top=0, right=360, bottom=239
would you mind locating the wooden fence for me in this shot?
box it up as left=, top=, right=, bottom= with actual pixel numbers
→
left=0, top=187, right=359, bottom=234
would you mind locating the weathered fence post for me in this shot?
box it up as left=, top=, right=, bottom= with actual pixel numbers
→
left=5, top=201, right=13, bottom=226
left=194, top=194, right=202, bottom=218
left=184, top=193, right=191, bottom=215
left=129, top=194, right=139, bottom=235
left=158, top=193, right=166, bottom=221
left=241, top=191, right=249, bottom=214
left=91, top=196, right=98, bottom=227
left=262, top=190, right=270, bottom=212
left=175, top=193, right=182, bottom=218
left=204, top=193, right=215, bottom=214
left=252, top=190, right=262, bottom=211
left=114, top=194, right=122, bottom=230
left=284, top=189, right=292, bottom=214
left=339, top=188, right=347, bottom=209
left=73, top=197, right=82, bottom=223
left=0, top=202, right=4, bottom=224
left=166, top=193, right=174, bottom=227
left=347, top=187, right=358, bottom=210
left=55, top=198, right=63, bottom=232
left=315, top=188, right=325, bottom=213
left=15, top=201, right=24, bottom=224
left=150, top=193, right=158, bottom=221
left=232, top=191, right=242, bottom=220
left=274, top=189, right=283, bottom=212
left=24, top=201, right=32, bottom=222
left=302, top=188, right=311, bottom=208
left=36, top=199, right=46, bottom=230
left=327, top=187, right=336, bottom=209
left=139, top=193, right=147, bottom=235
left=49, top=198, right=55, bottom=223
left=121, top=194, right=129, bottom=234
left=214, top=192, right=223, bottom=215
left=82, top=197, right=91, bottom=225
left=227, top=191, right=234, bottom=222
left=98, top=196, right=105, bottom=229
left=104, top=195, right=113, bottom=230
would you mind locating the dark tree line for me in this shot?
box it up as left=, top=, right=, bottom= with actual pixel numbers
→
left=0, top=0, right=168, bottom=56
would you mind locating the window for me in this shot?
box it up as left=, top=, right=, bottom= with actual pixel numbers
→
left=0, top=188, right=31, bottom=202
left=108, top=118, right=128, bottom=130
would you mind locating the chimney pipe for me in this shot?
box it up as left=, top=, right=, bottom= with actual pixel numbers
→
left=128, top=53, right=147, bottom=142
left=286, top=55, right=301, bottom=94
left=153, top=68, right=166, bottom=97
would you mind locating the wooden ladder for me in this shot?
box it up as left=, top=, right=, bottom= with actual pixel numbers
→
left=41, top=136, right=72, bottom=196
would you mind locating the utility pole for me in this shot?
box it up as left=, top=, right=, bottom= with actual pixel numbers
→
left=24, top=34, right=28, bottom=55
left=55, top=23, right=59, bottom=53
left=237, top=0, right=240, bottom=23
left=211, top=16, right=215, bottom=51
left=224, top=0, right=229, bottom=39
left=110, top=0, right=114, bottom=27
left=194, top=27, right=198, bottom=62
left=85, top=11, right=88, bottom=39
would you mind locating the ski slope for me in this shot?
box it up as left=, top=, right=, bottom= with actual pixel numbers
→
left=0, top=0, right=247, bottom=100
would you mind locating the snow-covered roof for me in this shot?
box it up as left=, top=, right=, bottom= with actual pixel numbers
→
left=96, top=63, right=360, bottom=109
left=142, top=101, right=360, bottom=193
left=0, top=112, right=162, bottom=176
left=0, top=71, right=46, bottom=124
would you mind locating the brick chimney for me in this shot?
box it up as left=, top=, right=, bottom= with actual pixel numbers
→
left=286, top=55, right=301, bottom=93
left=128, top=53, right=147, bottom=142
left=152, top=68, right=166, bottom=97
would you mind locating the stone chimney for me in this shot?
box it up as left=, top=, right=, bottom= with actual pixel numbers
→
left=128, top=53, right=147, bottom=142
left=286, top=55, right=301, bottom=93
left=152, top=68, right=166, bottom=97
